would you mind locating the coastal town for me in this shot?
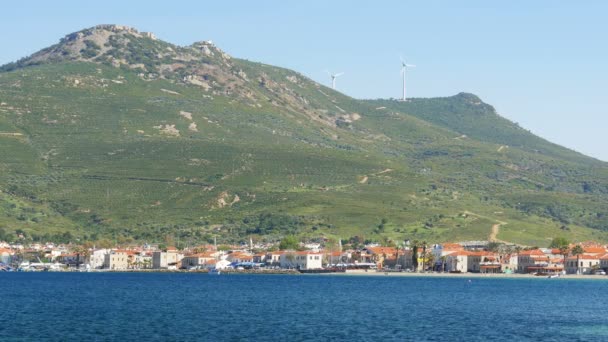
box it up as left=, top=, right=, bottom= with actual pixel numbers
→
left=2, top=237, right=608, bottom=276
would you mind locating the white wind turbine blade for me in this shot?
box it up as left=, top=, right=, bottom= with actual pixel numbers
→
left=334, top=72, right=344, bottom=77
left=406, top=64, right=416, bottom=68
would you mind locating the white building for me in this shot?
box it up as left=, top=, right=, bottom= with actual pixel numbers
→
left=445, top=251, right=469, bottom=273
left=566, top=254, right=600, bottom=274
left=279, top=251, right=323, bottom=270
left=89, top=249, right=111, bottom=269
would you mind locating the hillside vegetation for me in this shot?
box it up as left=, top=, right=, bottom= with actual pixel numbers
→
left=1, top=25, right=607, bottom=246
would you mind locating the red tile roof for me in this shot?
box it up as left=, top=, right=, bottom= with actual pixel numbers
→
left=519, top=249, right=545, bottom=256
left=366, top=247, right=397, bottom=255
left=567, top=254, right=601, bottom=260
left=583, top=247, right=606, bottom=254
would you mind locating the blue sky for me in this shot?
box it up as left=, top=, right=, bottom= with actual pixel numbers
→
left=1, top=1, right=606, bottom=161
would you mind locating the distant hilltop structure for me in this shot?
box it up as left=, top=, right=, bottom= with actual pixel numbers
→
left=61, top=24, right=157, bottom=43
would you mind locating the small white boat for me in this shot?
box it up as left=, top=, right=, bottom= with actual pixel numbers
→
left=548, top=274, right=559, bottom=279
left=208, top=268, right=221, bottom=275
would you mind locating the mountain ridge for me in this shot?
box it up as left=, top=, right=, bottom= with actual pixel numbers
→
left=0, top=25, right=607, bottom=246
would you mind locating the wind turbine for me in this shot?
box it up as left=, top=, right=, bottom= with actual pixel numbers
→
left=400, top=56, right=415, bottom=101
left=326, top=70, right=344, bottom=90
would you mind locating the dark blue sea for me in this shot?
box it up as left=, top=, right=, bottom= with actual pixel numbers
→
left=1, top=273, right=607, bottom=341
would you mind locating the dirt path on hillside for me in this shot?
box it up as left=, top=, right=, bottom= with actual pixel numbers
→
left=463, top=210, right=509, bottom=243
left=489, top=223, right=505, bottom=242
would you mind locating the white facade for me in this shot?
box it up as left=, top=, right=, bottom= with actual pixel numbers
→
left=89, top=249, right=111, bottom=269
left=565, top=255, right=600, bottom=274
left=280, top=252, right=323, bottom=270
left=446, top=253, right=469, bottom=273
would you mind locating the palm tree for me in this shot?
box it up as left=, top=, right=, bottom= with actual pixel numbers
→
left=571, top=245, right=584, bottom=274
left=421, top=241, right=428, bottom=272
left=559, top=246, right=570, bottom=271
left=411, top=240, right=419, bottom=271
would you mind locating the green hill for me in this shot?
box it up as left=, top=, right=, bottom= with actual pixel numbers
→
left=0, top=25, right=607, bottom=246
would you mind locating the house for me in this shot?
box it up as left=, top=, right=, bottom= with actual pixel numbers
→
left=445, top=251, right=470, bottom=272
left=279, top=251, right=323, bottom=270
left=501, top=254, right=518, bottom=274
left=565, top=254, right=600, bottom=274
left=132, top=251, right=152, bottom=269
left=252, top=253, right=266, bottom=263
left=226, top=252, right=253, bottom=263
left=432, top=243, right=464, bottom=272
left=152, top=249, right=183, bottom=269
left=89, top=249, right=111, bottom=269
left=265, top=251, right=284, bottom=266
left=328, top=251, right=353, bottom=265
left=360, top=247, right=398, bottom=268
left=103, top=251, right=129, bottom=270
left=182, top=252, right=216, bottom=269
left=517, top=249, right=548, bottom=273
left=475, top=252, right=501, bottom=273
left=56, top=253, right=83, bottom=267
left=518, top=249, right=563, bottom=274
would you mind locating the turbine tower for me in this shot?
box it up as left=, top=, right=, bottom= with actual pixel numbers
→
left=400, top=57, right=415, bottom=101
left=326, top=71, right=344, bottom=90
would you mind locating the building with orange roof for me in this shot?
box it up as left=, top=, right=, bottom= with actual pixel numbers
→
left=565, top=254, right=601, bottom=274
left=583, top=246, right=607, bottom=255
left=359, top=246, right=399, bottom=267
left=328, top=251, right=353, bottom=265
left=445, top=251, right=470, bottom=273
left=264, top=251, right=285, bottom=266
left=474, top=251, right=502, bottom=274
left=517, top=249, right=553, bottom=273
left=440, top=243, right=464, bottom=252
left=227, top=252, right=253, bottom=263
left=182, top=252, right=217, bottom=269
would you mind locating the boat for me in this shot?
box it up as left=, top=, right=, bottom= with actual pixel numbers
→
left=547, top=274, right=560, bottom=279
left=208, top=268, right=221, bottom=275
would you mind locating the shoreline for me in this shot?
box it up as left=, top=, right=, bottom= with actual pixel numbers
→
left=8, top=268, right=608, bottom=280
left=324, top=271, right=608, bottom=280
